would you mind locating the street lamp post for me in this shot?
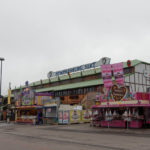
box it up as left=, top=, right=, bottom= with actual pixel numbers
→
left=0, top=57, right=5, bottom=96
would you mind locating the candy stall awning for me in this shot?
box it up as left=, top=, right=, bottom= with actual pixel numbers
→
left=92, top=103, right=150, bottom=109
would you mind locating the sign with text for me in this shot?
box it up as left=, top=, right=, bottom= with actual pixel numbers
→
left=82, top=110, right=91, bottom=122
left=43, top=98, right=60, bottom=107
left=48, top=57, right=111, bottom=78
left=58, top=111, right=63, bottom=124
left=111, top=85, right=127, bottom=101
left=101, top=64, right=112, bottom=88
left=112, top=63, right=124, bottom=85
left=22, top=87, right=34, bottom=106
left=63, top=111, right=69, bottom=124
left=69, top=110, right=81, bottom=123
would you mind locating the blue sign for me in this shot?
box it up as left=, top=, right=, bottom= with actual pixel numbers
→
left=47, top=57, right=111, bottom=78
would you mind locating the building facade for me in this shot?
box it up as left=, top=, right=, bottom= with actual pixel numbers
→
left=12, top=59, right=150, bottom=105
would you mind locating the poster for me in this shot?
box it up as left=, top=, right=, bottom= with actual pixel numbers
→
left=58, top=111, right=63, bottom=124
left=22, top=85, right=34, bottom=106
left=22, top=98, right=32, bottom=105
left=63, top=111, right=69, bottom=124
left=69, top=110, right=81, bottom=123
left=8, top=89, right=11, bottom=105
left=82, top=110, right=91, bottom=122
left=101, top=64, right=112, bottom=88
left=112, top=62, right=124, bottom=85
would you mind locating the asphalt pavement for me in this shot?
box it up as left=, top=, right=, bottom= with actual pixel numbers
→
left=0, top=123, right=150, bottom=150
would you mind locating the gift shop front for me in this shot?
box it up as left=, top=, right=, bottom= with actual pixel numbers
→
left=92, top=97, right=150, bottom=128
left=91, top=61, right=150, bottom=128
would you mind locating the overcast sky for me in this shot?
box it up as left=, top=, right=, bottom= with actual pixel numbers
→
left=0, top=0, right=150, bottom=95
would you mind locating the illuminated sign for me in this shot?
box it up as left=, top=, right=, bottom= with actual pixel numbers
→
left=47, top=57, right=111, bottom=78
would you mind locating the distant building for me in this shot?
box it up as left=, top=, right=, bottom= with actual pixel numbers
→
left=12, top=59, right=150, bottom=105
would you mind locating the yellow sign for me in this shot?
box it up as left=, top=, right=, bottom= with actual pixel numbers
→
left=82, top=110, right=91, bottom=122
left=8, top=89, right=11, bottom=105
left=69, top=110, right=81, bottom=123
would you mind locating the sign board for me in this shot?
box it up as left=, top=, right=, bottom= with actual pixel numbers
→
left=8, top=89, right=11, bottom=105
left=58, top=111, right=63, bottom=124
left=111, top=85, right=127, bottom=101
left=47, top=57, right=111, bottom=78
left=21, top=82, right=35, bottom=106
left=63, top=111, right=69, bottom=124
left=43, top=99, right=60, bottom=107
left=69, top=110, right=81, bottom=123
left=82, top=110, right=91, bottom=122
left=58, top=111, right=69, bottom=124
left=101, top=64, right=112, bottom=88
left=40, top=96, right=52, bottom=105
left=112, top=62, right=124, bottom=85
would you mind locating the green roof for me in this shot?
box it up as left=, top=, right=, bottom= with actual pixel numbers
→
left=13, top=59, right=148, bottom=90
left=35, top=79, right=103, bottom=93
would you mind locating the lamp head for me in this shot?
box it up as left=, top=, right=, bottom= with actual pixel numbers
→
left=0, top=57, right=5, bottom=61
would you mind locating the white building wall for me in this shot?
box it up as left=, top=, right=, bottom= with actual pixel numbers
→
left=124, top=63, right=150, bottom=93
left=135, top=64, right=145, bottom=73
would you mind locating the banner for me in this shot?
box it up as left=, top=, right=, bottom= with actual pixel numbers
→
left=82, top=110, right=91, bottom=122
left=101, top=64, right=112, bottom=88
left=22, top=88, right=35, bottom=106
left=112, top=63, right=124, bottom=85
left=58, top=111, right=63, bottom=124
left=8, top=89, right=11, bottom=105
left=69, top=110, right=81, bottom=123
left=63, top=111, right=69, bottom=124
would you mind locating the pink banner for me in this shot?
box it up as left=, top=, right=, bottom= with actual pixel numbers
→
left=112, top=62, right=124, bottom=85
left=101, top=64, right=112, bottom=88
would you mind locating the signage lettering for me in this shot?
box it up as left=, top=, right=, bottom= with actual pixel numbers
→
left=111, top=85, right=127, bottom=101
left=47, top=57, right=111, bottom=78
